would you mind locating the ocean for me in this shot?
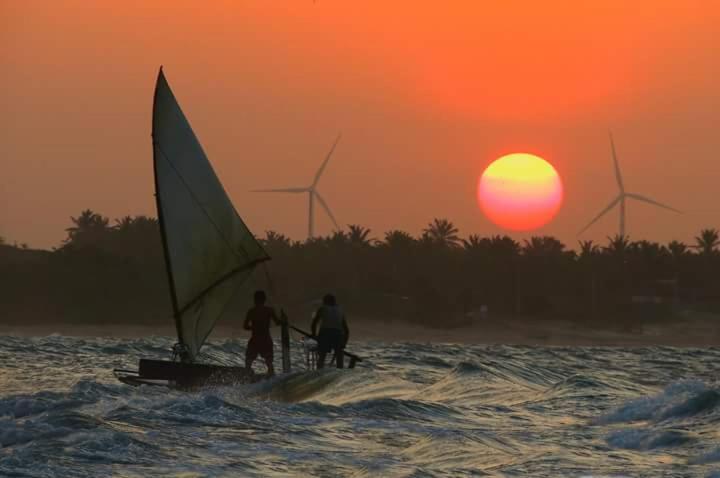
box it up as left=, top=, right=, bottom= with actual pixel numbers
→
left=1, top=334, right=719, bottom=477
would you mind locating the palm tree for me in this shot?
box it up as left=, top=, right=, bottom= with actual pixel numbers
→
left=578, top=240, right=600, bottom=261
left=383, top=230, right=415, bottom=250
left=131, top=216, right=159, bottom=231
left=481, top=235, right=521, bottom=314
left=630, top=240, right=670, bottom=283
left=261, top=230, right=292, bottom=253
left=421, top=218, right=460, bottom=248
left=667, top=240, right=689, bottom=261
left=107, top=215, right=161, bottom=258
left=462, top=234, right=490, bottom=252
left=462, top=234, right=480, bottom=248
left=604, top=234, right=631, bottom=260
left=63, top=209, right=111, bottom=248
left=694, top=228, right=720, bottom=256
left=520, top=236, right=572, bottom=316
left=578, top=240, right=601, bottom=316
left=487, top=235, right=521, bottom=258
left=112, top=216, right=158, bottom=237
left=634, top=240, right=666, bottom=257
left=522, top=236, right=569, bottom=257
left=691, top=229, right=720, bottom=297
left=602, top=234, right=635, bottom=311
left=327, top=230, right=349, bottom=247
left=347, top=225, right=373, bottom=247
left=378, top=230, right=417, bottom=296
left=667, top=240, right=689, bottom=301
left=114, top=215, right=134, bottom=233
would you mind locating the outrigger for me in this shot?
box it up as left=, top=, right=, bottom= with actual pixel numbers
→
left=114, top=68, right=360, bottom=389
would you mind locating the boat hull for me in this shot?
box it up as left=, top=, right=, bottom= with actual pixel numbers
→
left=114, top=359, right=262, bottom=390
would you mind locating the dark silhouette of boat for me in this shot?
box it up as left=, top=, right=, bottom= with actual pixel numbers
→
left=114, top=67, right=277, bottom=388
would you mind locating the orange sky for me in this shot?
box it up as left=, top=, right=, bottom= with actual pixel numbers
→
left=2, top=1, right=720, bottom=249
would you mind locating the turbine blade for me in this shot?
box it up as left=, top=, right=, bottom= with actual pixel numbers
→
left=578, top=196, right=622, bottom=235
left=314, top=192, right=340, bottom=230
left=312, top=133, right=342, bottom=188
left=625, top=193, right=682, bottom=213
left=609, top=132, right=624, bottom=193
left=251, top=187, right=308, bottom=193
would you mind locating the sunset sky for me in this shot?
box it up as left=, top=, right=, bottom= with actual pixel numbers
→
left=2, top=1, right=719, bottom=249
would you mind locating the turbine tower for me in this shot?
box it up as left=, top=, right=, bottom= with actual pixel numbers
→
left=578, top=133, right=681, bottom=237
left=252, top=134, right=341, bottom=239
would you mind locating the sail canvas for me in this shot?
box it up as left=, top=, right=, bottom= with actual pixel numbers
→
left=152, top=68, right=269, bottom=361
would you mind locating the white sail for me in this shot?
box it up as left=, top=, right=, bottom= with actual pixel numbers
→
left=152, top=68, right=269, bottom=361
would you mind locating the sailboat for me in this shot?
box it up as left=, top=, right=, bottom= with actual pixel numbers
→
left=114, top=67, right=284, bottom=388
left=115, top=68, right=363, bottom=388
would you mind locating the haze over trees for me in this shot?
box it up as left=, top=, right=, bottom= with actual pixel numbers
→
left=1, top=209, right=719, bottom=330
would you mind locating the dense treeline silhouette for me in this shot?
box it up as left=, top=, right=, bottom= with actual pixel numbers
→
left=1, top=210, right=719, bottom=329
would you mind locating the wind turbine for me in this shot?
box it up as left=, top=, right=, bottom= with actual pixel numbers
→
left=578, top=133, right=681, bottom=237
left=252, top=134, right=341, bottom=239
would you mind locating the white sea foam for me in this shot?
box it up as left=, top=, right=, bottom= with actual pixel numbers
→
left=594, top=379, right=711, bottom=425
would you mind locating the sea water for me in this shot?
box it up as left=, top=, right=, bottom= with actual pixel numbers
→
left=1, top=335, right=719, bottom=477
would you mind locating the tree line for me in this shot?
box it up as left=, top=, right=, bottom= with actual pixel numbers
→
left=1, top=209, right=719, bottom=329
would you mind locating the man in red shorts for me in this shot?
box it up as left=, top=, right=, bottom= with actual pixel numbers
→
left=244, top=290, right=285, bottom=377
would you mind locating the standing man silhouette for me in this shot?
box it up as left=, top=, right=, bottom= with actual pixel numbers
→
left=311, top=294, right=350, bottom=368
left=244, top=290, right=285, bottom=376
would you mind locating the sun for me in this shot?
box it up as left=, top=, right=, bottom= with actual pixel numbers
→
left=478, top=153, right=563, bottom=231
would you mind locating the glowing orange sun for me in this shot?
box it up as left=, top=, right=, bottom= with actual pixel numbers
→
left=478, top=153, right=563, bottom=231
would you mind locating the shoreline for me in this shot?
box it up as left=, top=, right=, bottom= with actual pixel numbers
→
left=2, top=315, right=719, bottom=347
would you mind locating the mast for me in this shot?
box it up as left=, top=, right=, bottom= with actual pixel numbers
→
left=151, top=67, right=184, bottom=350
left=149, top=67, right=271, bottom=362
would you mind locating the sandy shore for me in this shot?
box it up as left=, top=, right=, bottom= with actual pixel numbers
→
left=2, top=313, right=719, bottom=347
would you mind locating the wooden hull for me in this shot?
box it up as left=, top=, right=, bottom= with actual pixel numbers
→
left=114, top=359, right=263, bottom=390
